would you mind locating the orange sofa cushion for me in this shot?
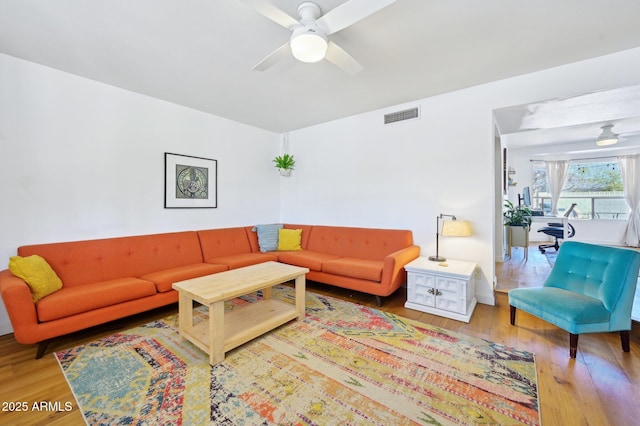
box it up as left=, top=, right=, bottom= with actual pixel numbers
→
left=321, top=257, right=383, bottom=282
left=207, top=253, right=278, bottom=270
left=277, top=251, right=340, bottom=271
left=36, top=278, right=157, bottom=322
left=140, top=263, right=228, bottom=293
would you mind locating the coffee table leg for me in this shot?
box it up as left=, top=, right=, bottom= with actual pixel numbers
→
left=295, top=274, right=306, bottom=320
left=262, top=286, right=272, bottom=300
left=209, top=300, right=225, bottom=364
left=178, top=293, right=193, bottom=338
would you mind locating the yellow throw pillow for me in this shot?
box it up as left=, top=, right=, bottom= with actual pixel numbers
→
left=277, top=228, right=302, bottom=251
left=8, top=255, right=63, bottom=302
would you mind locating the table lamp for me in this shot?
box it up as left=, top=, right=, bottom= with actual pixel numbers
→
left=429, top=214, right=472, bottom=262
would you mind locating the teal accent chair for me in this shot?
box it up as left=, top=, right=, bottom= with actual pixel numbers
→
left=509, top=241, right=640, bottom=359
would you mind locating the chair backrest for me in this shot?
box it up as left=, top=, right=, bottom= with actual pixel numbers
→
left=563, top=203, right=577, bottom=217
left=545, top=241, right=640, bottom=325
left=546, top=203, right=577, bottom=228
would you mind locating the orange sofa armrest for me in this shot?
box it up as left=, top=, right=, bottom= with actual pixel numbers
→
left=381, top=245, right=421, bottom=288
left=0, top=269, right=40, bottom=344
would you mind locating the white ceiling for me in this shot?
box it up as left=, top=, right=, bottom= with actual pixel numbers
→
left=495, top=84, right=640, bottom=158
left=2, top=0, right=640, bottom=140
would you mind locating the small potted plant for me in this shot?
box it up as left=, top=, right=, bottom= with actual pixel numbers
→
left=273, top=153, right=295, bottom=176
left=504, top=200, right=532, bottom=252
left=503, top=200, right=532, bottom=228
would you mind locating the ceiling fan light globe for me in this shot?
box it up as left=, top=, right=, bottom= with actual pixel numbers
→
left=290, top=30, right=328, bottom=63
left=596, top=124, right=618, bottom=146
left=596, top=137, right=618, bottom=146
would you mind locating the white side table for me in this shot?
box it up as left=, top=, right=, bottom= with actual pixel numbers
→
left=404, top=257, right=477, bottom=323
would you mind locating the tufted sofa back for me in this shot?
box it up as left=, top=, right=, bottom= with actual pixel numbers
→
left=17, top=231, right=204, bottom=288
left=306, top=225, right=414, bottom=260
left=198, top=227, right=253, bottom=262
left=545, top=241, right=640, bottom=312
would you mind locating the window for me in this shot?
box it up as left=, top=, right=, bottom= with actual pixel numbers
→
left=531, top=160, right=627, bottom=220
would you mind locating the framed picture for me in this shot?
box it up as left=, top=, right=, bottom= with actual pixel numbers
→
left=164, top=152, right=217, bottom=208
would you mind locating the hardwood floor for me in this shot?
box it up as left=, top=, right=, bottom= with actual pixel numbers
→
left=1, top=274, right=639, bottom=425
left=495, top=242, right=553, bottom=292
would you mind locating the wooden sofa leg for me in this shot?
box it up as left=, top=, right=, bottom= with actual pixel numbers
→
left=569, top=334, right=579, bottom=359
left=375, top=296, right=383, bottom=307
left=621, top=330, right=630, bottom=352
left=36, top=340, right=51, bottom=359
left=510, top=305, right=516, bottom=325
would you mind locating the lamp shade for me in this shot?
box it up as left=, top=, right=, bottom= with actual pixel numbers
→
left=429, top=215, right=470, bottom=262
left=441, top=220, right=472, bottom=237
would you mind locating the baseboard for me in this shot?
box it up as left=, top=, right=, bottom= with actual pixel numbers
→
left=476, top=292, right=495, bottom=306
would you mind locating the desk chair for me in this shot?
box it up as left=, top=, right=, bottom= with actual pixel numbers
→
left=538, top=203, right=577, bottom=253
left=510, top=241, right=640, bottom=358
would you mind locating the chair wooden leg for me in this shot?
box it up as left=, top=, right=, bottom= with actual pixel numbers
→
left=569, top=333, right=578, bottom=359
left=510, top=305, right=516, bottom=325
left=621, top=330, right=630, bottom=352
left=36, top=340, right=51, bottom=359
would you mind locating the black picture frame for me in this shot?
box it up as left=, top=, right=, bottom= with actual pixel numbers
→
left=164, top=152, right=217, bottom=208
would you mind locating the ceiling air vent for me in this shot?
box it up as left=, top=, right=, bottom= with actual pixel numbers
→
left=384, top=107, right=419, bottom=125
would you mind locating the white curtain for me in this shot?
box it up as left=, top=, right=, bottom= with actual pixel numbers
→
left=545, top=160, right=569, bottom=215
left=618, top=155, right=640, bottom=247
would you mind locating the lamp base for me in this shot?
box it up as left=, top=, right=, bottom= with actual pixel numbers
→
left=428, top=255, right=446, bottom=262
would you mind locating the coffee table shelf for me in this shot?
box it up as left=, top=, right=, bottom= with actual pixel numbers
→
left=173, top=261, right=309, bottom=364
left=182, top=299, right=299, bottom=354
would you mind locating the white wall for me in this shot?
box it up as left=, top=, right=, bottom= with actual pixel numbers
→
left=0, top=53, right=281, bottom=334
left=282, top=47, right=640, bottom=305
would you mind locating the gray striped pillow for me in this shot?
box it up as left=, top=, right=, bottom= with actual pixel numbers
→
left=252, top=224, right=283, bottom=252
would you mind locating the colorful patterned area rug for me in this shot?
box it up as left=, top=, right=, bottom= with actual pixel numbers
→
left=56, top=286, right=540, bottom=425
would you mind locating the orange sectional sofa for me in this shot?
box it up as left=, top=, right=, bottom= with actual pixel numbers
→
left=0, top=224, right=419, bottom=358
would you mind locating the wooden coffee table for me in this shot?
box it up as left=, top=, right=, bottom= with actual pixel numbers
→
left=172, top=261, right=309, bottom=365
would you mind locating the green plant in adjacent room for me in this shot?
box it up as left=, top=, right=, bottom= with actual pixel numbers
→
left=504, top=199, right=532, bottom=254
left=273, top=153, right=295, bottom=176
left=503, top=200, right=532, bottom=227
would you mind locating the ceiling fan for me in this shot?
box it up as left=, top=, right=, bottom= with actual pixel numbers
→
left=238, top=0, right=396, bottom=75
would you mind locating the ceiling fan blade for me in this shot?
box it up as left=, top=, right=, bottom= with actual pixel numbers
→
left=317, top=0, right=396, bottom=35
left=252, top=42, right=291, bottom=71
left=325, top=41, right=363, bottom=75
left=238, top=0, right=300, bottom=30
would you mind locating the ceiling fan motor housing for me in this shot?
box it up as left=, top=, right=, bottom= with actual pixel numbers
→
left=290, top=3, right=328, bottom=63
left=297, top=2, right=322, bottom=21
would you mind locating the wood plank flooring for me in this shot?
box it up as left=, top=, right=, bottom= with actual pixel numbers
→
left=1, top=267, right=639, bottom=425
